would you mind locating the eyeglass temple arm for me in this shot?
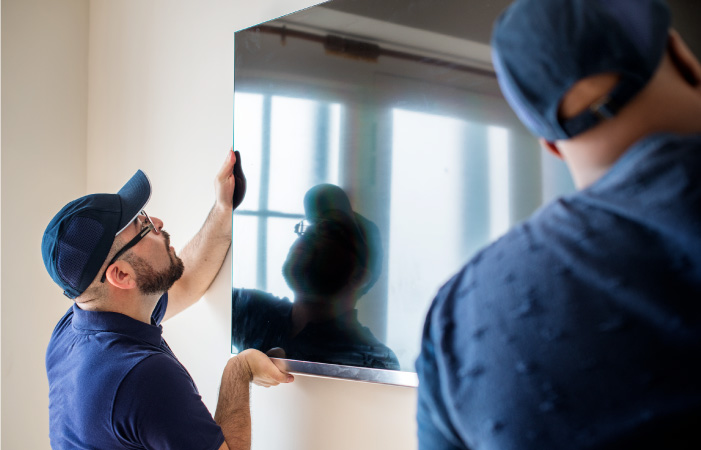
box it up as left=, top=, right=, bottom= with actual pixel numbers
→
left=99, top=226, right=152, bottom=283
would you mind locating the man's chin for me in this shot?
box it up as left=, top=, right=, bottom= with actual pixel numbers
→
left=137, top=259, right=184, bottom=296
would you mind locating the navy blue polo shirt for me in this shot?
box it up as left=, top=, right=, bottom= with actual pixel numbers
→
left=416, top=134, right=701, bottom=449
left=46, top=295, right=225, bottom=449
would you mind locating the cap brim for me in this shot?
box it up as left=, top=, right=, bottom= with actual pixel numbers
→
left=115, top=170, right=151, bottom=235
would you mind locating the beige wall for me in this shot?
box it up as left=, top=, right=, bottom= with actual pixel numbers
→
left=2, top=0, right=89, bottom=448
left=2, top=0, right=417, bottom=448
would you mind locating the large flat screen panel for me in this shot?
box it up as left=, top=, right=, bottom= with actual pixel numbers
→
left=231, top=0, right=576, bottom=386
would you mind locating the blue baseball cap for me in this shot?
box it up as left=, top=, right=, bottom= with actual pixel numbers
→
left=303, top=183, right=383, bottom=296
left=42, top=170, right=151, bottom=299
left=491, top=0, right=671, bottom=142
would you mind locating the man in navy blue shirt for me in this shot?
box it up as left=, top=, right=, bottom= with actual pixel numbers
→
left=417, top=0, right=701, bottom=449
left=42, top=149, right=293, bottom=450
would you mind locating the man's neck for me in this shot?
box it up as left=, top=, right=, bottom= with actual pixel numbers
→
left=558, top=53, right=701, bottom=189
left=76, top=291, right=162, bottom=324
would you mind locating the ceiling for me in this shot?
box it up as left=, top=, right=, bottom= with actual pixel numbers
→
left=319, top=0, right=701, bottom=54
left=320, top=0, right=512, bottom=45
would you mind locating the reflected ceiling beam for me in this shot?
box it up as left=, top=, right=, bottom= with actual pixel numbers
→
left=244, top=23, right=495, bottom=78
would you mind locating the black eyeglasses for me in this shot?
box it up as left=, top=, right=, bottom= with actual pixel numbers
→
left=294, top=219, right=312, bottom=236
left=294, top=218, right=357, bottom=242
left=100, top=210, right=156, bottom=283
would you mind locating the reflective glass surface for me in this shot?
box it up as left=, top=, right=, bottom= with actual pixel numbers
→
left=231, top=0, right=576, bottom=384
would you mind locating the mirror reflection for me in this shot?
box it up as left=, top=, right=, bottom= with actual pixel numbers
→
left=231, top=0, right=576, bottom=377
left=232, top=183, right=400, bottom=370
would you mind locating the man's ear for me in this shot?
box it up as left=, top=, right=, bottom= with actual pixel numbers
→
left=668, top=29, right=701, bottom=88
left=104, top=261, right=138, bottom=290
left=539, top=138, right=563, bottom=159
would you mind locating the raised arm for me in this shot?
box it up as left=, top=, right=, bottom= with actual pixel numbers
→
left=215, top=349, right=294, bottom=450
left=164, top=148, right=245, bottom=321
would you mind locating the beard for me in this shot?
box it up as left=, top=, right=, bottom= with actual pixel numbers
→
left=124, top=230, right=185, bottom=295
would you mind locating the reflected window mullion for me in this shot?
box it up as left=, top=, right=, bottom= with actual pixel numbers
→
left=257, top=94, right=273, bottom=290
left=314, top=103, right=330, bottom=184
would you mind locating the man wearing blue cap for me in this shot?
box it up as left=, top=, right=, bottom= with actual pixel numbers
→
left=417, top=0, right=701, bottom=449
left=231, top=183, right=400, bottom=370
left=42, top=149, right=293, bottom=450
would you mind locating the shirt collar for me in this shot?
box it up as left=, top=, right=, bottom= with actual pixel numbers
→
left=71, top=304, right=163, bottom=347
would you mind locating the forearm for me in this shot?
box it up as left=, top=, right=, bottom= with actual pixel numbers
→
left=165, top=202, right=233, bottom=320
left=215, top=349, right=294, bottom=449
left=215, top=356, right=252, bottom=450
left=181, top=202, right=233, bottom=281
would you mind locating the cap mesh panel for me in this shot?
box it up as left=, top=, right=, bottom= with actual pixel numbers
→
left=57, top=216, right=104, bottom=289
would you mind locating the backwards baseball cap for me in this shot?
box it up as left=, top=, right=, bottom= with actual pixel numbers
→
left=42, top=170, right=151, bottom=299
left=491, top=0, right=671, bottom=142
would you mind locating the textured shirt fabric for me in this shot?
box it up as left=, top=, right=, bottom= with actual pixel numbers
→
left=232, top=288, right=400, bottom=370
left=416, top=133, right=701, bottom=450
left=46, top=294, right=225, bottom=449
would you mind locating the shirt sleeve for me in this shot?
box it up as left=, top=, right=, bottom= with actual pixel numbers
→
left=112, top=353, right=225, bottom=450
left=416, top=293, right=469, bottom=450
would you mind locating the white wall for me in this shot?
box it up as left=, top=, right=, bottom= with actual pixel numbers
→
left=87, top=1, right=417, bottom=450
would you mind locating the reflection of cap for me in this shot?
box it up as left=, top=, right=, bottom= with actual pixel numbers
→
left=303, top=184, right=383, bottom=295
left=491, top=0, right=670, bottom=141
left=304, top=183, right=356, bottom=227
left=41, top=171, right=151, bottom=299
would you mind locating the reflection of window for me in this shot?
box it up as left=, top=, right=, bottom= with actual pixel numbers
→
left=389, top=109, right=466, bottom=282
left=233, top=92, right=342, bottom=299
left=387, top=109, right=524, bottom=362
left=488, top=125, right=510, bottom=240
left=388, top=109, right=478, bottom=360
left=388, top=110, right=518, bottom=287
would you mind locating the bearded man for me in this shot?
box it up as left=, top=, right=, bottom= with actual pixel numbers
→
left=42, top=149, right=293, bottom=450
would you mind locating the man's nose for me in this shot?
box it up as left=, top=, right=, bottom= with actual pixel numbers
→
left=150, top=216, right=164, bottom=234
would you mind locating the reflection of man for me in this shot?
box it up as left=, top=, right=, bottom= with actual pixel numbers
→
left=417, top=0, right=701, bottom=449
left=43, top=150, right=293, bottom=450
left=232, top=184, right=400, bottom=370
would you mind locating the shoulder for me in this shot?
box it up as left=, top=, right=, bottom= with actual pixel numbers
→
left=46, top=305, right=75, bottom=354
left=48, top=305, right=75, bottom=339
left=233, top=288, right=292, bottom=315
left=231, top=289, right=292, bottom=351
